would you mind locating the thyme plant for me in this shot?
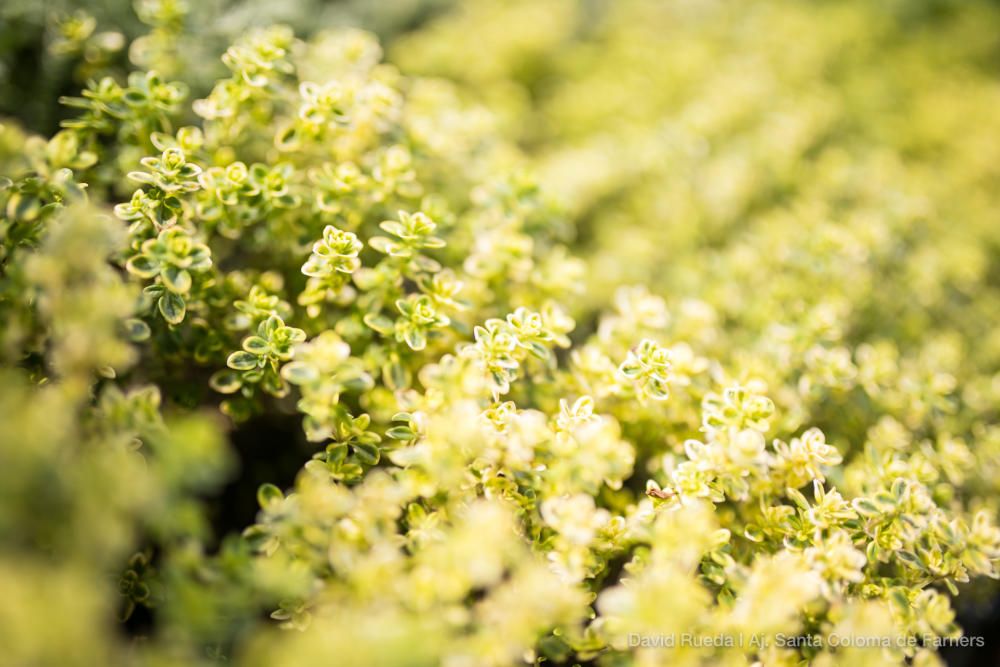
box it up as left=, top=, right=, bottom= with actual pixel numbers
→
left=2, top=1, right=1000, bottom=666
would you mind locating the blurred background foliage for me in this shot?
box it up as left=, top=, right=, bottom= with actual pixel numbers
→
left=3, top=0, right=1000, bottom=666
left=0, top=0, right=451, bottom=134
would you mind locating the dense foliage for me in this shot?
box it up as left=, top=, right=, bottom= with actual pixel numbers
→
left=2, top=1, right=1000, bottom=666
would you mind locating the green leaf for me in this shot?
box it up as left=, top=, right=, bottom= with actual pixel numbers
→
left=382, top=360, right=409, bottom=390
left=128, top=171, right=157, bottom=186
left=227, top=351, right=260, bottom=371
left=261, top=372, right=289, bottom=398
left=537, top=635, right=572, bottom=662
left=785, top=487, right=810, bottom=510
left=395, top=298, right=413, bottom=316
left=161, top=265, right=192, bottom=293
left=402, top=327, right=426, bottom=351
left=6, top=192, right=42, bottom=222
left=123, top=89, right=148, bottom=106
left=280, top=361, right=320, bottom=385
left=888, top=588, right=909, bottom=614
left=242, top=336, right=270, bottom=354
left=528, top=341, right=550, bottom=360
left=257, top=483, right=284, bottom=509
left=866, top=541, right=882, bottom=564
left=852, top=498, right=881, bottom=517
left=209, top=370, right=243, bottom=394
left=873, top=491, right=896, bottom=510
left=126, top=254, right=160, bottom=278
left=337, top=463, right=364, bottom=481
left=411, top=255, right=441, bottom=272
left=242, top=524, right=270, bottom=550
left=242, top=368, right=265, bottom=383
left=892, top=478, right=907, bottom=503
left=124, top=318, right=151, bottom=342
left=158, top=292, right=186, bottom=324
left=354, top=442, right=380, bottom=466
left=363, top=313, right=394, bottom=335
left=274, top=124, right=300, bottom=151
left=326, top=443, right=350, bottom=464
left=261, top=315, right=281, bottom=338
left=897, top=550, right=923, bottom=569
left=386, top=426, right=416, bottom=440
left=379, top=220, right=406, bottom=237
left=368, top=236, right=403, bottom=255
